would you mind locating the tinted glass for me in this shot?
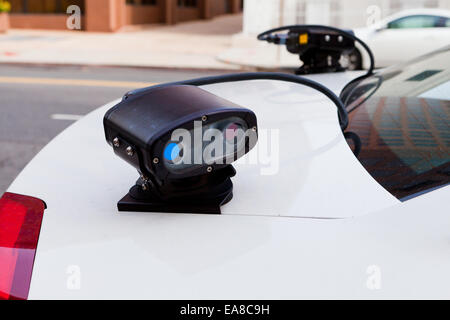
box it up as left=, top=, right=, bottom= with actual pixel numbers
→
left=445, top=18, right=450, bottom=27
left=344, top=47, right=450, bottom=200
left=388, top=15, right=440, bottom=29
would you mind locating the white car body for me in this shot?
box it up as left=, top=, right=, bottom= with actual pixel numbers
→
left=5, top=69, right=450, bottom=299
left=355, top=8, right=450, bottom=69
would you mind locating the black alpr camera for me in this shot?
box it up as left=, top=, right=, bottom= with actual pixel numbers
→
left=104, top=84, right=258, bottom=214
left=258, top=25, right=356, bottom=74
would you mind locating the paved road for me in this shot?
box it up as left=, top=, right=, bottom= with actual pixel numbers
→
left=0, top=64, right=234, bottom=194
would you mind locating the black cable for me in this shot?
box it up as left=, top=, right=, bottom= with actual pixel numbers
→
left=124, top=72, right=349, bottom=131
left=343, top=74, right=383, bottom=113
left=257, top=24, right=375, bottom=77
left=344, top=131, right=362, bottom=157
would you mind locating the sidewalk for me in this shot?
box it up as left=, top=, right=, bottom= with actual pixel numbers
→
left=0, top=14, right=245, bottom=71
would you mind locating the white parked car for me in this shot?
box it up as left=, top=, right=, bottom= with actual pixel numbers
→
left=1, top=47, right=449, bottom=300
left=348, top=9, right=450, bottom=70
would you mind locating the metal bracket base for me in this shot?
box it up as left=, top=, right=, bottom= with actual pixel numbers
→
left=117, top=184, right=233, bottom=215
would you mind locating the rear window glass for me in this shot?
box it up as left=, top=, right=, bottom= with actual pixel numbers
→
left=344, top=48, right=450, bottom=200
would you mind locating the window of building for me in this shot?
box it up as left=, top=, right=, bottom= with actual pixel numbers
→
left=178, top=0, right=197, bottom=8
left=10, top=0, right=85, bottom=14
left=126, top=0, right=157, bottom=5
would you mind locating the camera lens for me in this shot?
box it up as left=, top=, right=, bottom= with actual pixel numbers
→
left=164, top=142, right=183, bottom=163
left=224, top=123, right=243, bottom=143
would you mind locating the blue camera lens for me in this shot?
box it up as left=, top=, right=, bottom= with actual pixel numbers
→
left=164, top=143, right=181, bottom=162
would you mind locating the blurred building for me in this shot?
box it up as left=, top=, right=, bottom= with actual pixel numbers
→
left=9, top=0, right=242, bottom=32
left=243, top=0, right=450, bottom=34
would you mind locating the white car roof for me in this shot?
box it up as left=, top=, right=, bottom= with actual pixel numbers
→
left=7, top=72, right=450, bottom=299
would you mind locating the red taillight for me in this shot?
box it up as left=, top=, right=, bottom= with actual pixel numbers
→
left=0, top=193, right=46, bottom=300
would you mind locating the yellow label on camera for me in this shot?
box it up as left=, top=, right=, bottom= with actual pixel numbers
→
left=299, top=33, right=308, bottom=45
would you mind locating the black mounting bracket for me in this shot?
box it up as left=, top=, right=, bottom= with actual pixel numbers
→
left=296, top=50, right=345, bottom=75
left=117, top=166, right=236, bottom=215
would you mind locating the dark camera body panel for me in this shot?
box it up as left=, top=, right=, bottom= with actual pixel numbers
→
left=284, top=28, right=355, bottom=74
left=286, top=29, right=355, bottom=55
left=104, top=85, right=258, bottom=181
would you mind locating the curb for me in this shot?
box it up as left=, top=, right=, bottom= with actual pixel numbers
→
left=0, top=61, right=243, bottom=73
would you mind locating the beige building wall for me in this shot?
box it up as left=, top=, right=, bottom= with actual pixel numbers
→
left=8, top=0, right=242, bottom=32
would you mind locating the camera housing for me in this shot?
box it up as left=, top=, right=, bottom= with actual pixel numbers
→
left=104, top=85, right=258, bottom=214
left=259, top=26, right=355, bottom=74
left=286, top=29, right=355, bottom=74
